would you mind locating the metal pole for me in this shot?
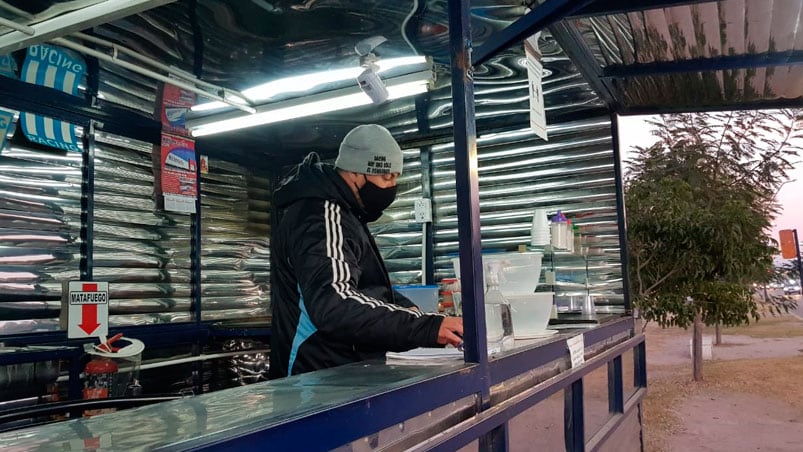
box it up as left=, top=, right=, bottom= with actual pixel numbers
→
left=794, top=229, right=803, bottom=291
left=415, top=94, right=435, bottom=285
left=447, top=0, right=488, bottom=367
left=610, top=114, right=633, bottom=312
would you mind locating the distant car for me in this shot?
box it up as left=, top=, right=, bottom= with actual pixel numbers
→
left=784, top=284, right=802, bottom=295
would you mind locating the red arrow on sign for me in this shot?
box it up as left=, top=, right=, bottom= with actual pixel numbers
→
left=79, top=283, right=100, bottom=335
left=80, top=304, right=100, bottom=335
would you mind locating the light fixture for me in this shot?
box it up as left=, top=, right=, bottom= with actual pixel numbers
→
left=191, top=56, right=429, bottom=113
left=187, top=68, right=432, bottom=137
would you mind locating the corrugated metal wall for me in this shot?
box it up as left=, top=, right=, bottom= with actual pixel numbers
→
left=0, top=117, right=83, bottom=334
left=370, top=148, right=425, bottom=285
left=200, top=158, right=271, bottom=321
left=93, top=131, right=194, bottom=325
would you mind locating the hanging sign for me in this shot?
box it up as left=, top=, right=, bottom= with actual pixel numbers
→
left=67, top=281, right=109, bottom=339
left=779, top=229, right=798, bottom=259
left=20, top=44, right=85, bottom=152
left=160, top=133, right=198, bottom=213
left=158, top=83, right=196, bottom=136
left=525, top=33, right=548, bottom=141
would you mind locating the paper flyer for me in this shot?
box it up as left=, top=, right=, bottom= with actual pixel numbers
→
left=160, top=133, right=197, bottom=213
left=525, top=33, right=548, bottom=141
left=159, top=83, right=196, bottom=136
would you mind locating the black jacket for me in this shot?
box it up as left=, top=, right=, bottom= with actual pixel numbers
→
left=268, top=153, right=444, bottom=378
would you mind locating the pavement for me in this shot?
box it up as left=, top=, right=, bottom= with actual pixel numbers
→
left=793, top=294, right=803, bottom=319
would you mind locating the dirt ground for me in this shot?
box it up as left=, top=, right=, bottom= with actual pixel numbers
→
left=642, top=300, right=803, bottom=452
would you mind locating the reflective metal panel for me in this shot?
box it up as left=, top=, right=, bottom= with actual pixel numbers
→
left=0, top=114, right=82, bottom=333
left=200, top=157, right=271, bottom=321
left=93, top=131, right=193, bottom=326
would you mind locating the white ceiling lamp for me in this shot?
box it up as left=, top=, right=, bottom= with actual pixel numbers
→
left=188, top=69, right=432, bottom=137
left=191, top=56, right=429, bottom=113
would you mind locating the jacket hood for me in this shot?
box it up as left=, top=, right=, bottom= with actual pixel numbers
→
left=274, top=152, right=363, bottom=214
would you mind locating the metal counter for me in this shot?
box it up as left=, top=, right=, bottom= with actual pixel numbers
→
left=0, top=360, right=477, bottom=451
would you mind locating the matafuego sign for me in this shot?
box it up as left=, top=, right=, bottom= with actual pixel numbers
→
left=67, top=281, right=109, bottom=339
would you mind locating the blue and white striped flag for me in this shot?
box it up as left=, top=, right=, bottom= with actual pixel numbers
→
left=20, top=44, right=86, bottom=152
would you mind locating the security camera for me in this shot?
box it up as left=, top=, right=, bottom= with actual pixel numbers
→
left=357, top=65, right=389, bottom=104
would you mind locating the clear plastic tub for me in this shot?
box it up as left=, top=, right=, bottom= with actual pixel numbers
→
left=451, top=252, right=543, bottom=296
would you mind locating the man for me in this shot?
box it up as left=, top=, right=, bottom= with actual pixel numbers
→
left=269, top=124, right=463, bottom=378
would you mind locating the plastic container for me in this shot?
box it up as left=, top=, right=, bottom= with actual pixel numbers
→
left=530, top=208, right=550, bottom=246
left=394, top=285, right=440, bottom=313
left=507, top=292, right=554, bottom=338
left=451, top=252, right=543, bottom=296
left=483, top=260, right=514, bottom=347
left=550, top=211, right=568, bottom=249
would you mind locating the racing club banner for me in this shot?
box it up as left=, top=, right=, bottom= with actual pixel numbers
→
left=20, top=44, right=86, bottom=152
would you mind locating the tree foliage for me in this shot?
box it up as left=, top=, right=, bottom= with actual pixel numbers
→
left=625, top=110, right=802, bottom=329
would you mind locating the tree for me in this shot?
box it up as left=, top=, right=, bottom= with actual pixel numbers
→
left=625, top=110, right=801, bottom=381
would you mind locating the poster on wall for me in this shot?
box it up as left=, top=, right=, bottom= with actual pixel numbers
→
left=525, top=33, right=548, bottom=141
left=158, top=83, right=196, bottom=136
left=19, top=44, right=85, bottom=152
left=160, top=133, right=198, bottom=213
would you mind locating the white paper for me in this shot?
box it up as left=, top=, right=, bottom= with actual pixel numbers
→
left=567, top=334, right=585, bottom=368
left=525, top=33, right=548, bottom=141
left=386, top=347, right=464, bottom=361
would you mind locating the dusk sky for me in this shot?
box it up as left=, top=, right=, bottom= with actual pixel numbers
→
left=617, top=115, right=803, bottom=255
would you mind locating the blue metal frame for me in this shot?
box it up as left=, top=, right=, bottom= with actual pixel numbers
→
left=0, top=76, right=160, bottom=144
left=448, top=0, right=487, bottom=369
left=186, top=365, right=483, bottom=451
left=489, top=316, right=633, bottom=385
left=608, top=356, right=624, bottom=413
left=414, top=94, right=436, bottom=285
left=569, top=0, right=718, bottom=18
left=472, top=0, right=599, bottom=67
left=411, top=336, right=645, bottom=452
left=564, top=379, right=585, bottom=452
left=548, top=20, right=620, bottom=109
left=602, top=51, right=803, bottom=79
left=610, top=114, right=632, bottom=311
left=80, top=124, right=96, bottom=281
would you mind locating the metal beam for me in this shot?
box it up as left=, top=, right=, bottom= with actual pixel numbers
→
left=602, top=51, right=803, bottom=79
left=472, top=0, right=598, bottom=67
left=610, top=114, right=632, bottom=312
left=0, top=0, right=177, bottom=54
left=407, top=335, right=645, bottom=452
left=448, top=0, right=487, bottom=368
left=0, top=75, right=161, bottom=143
left=548, top=21, right=619, bottom=109
left=619, top=97, right=803, bottom=115
left=570, top=0, right=719, bottom=18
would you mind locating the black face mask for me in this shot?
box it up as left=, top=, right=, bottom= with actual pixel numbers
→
left=358, top=178, right=397, bottom=222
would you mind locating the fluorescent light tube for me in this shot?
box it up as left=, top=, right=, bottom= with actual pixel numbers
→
left=192, top=56, right=429, bottom=113
left=188, top=70, right=431, bottom=137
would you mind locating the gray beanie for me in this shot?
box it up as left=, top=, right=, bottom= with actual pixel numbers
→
left=335, top=124, right=403, bottom=176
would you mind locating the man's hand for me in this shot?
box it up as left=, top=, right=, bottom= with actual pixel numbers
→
left=437, top=316, right=463, bottom=347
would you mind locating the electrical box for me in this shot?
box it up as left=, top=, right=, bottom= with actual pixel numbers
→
left=414, top=198, right=432, bottom=223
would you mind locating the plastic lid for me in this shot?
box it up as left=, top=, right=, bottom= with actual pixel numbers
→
left=551, top=211, right=568, bottom=223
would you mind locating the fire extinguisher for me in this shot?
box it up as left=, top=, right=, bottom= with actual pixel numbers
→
left=83, top=357, right=118, bottom=400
